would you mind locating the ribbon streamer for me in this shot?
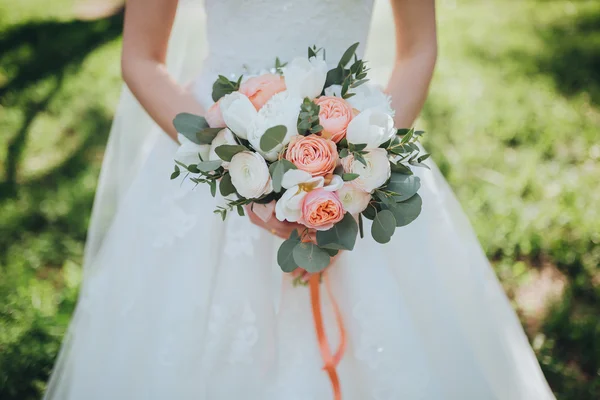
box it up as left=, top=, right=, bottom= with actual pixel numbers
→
left=309, top=271, right=347, bottom=400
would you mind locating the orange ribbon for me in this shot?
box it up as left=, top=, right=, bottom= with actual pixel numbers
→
left=309, top=271, right=347, bottom=400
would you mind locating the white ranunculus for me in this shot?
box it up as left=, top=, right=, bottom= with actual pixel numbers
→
left=336, top=183, right=372, bottom=214
left=284, top=57, right=328, bottom=100
left=175, top=133, right=210, bottom=166
left=324, top=83, right=395, bottom=117
left=208, top=128, right=237, bottom=166
left=219, top=92, right=258, bottom=139
left=247, top=91, right=302, bottom=161
left=341, top=148, right=391, bottom=193
left=346, top=108, right=396, bottom=149
left=228, top=151, right=272, bottom=199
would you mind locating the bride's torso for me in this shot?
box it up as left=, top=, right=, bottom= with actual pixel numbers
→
left=193, top=0, right=374, bottom=107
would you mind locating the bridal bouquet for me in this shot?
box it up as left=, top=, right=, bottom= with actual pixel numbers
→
left=171, top=43, right=429, bottom=275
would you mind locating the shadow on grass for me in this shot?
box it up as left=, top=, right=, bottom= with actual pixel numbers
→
left=0, top=11, right=123, bottom=197
left=534, top=9, right=600, bottom=106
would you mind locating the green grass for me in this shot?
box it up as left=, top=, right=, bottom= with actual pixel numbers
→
left=0, top=0, right=598, bottom=399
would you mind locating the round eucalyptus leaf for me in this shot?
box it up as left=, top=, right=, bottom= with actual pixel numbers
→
left=219, top=173, right=236, bottom=197
left=316, top=213, right=358, bottom=251
left=292, top=242, right=330, bottom=273
left=214, top=144, right=246, bottom=162
left=387, top=194, right=422, bottom=227
left=173, top=113, right=209, bottom=143
left=386, top=173, right=421, bottom=202
left=260, top=125, right=287, bottom=152
left=371, top=210, right=396, bottom=244
left=277, top=239, right=300, bottom=273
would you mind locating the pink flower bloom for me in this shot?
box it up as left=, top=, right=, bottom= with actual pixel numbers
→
left=300, top=188, right=345, bottom=231
left=239, top=74, right=286, bottom=110
left=314, top=96, right=354, bottom=143
left=205, top=100, right=226, bottom=128
left=285, top=134, right=338, bottom=178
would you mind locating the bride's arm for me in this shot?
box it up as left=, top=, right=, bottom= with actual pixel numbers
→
left=121, top=0, right=204, bottom=141
left=387, top=0, right=437, bottom=128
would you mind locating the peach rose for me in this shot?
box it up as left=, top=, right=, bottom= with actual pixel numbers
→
left=239, top=74, right=286, bottom=110
left=300, top=188, right=345, bottom=231
left=285, top=134, right=338, bottom=177
left=205, top=100, right=226, bottom=128
left=314, top=96, right=354, bottom=143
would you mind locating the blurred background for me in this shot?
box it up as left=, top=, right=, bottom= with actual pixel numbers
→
left=0, top=0, right=598, bottom=399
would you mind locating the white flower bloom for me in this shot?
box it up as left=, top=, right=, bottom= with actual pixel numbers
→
left=247, top=91, right=302, bottom=161
left=208, top=128, right=237, bottom=166
left=336, top=183, right=372, bottom=214
left=284, top=57, right=328, bottom=100
left=346, top=108, right=396, bottom=149
left=228, top=151, right=272, bottom=199
left=325, top=83, right=395, bottom=117
left=175, top=133, right=210, bottom=166
left=276, top=170, right=342, bottom=222
left=219, top=92, right=258, bottom=139
left=341, top=148, right=391, bottom=193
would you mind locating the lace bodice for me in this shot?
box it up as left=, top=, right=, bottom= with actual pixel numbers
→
left=194, top=0, right=374, bottom=107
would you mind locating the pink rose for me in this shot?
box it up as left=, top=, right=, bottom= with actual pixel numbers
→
left=300, top=188, right=345, bottom=231
left=314, top=96, right=354, bottom=143
left=239, top=74, right=286, bottom=110
left=205, top=100, right=226, bottom=128
left=285, top=134, right=338, bottom=178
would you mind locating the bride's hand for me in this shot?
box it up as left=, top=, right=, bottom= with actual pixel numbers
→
left=246, top=206, right=306, bottom=239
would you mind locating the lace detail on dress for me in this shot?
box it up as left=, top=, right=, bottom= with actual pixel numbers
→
left=205, top=301, right=259, bottom=365
left=223, top=215, right=261, bottom=259
left=151, top=189, right=198, bottom=249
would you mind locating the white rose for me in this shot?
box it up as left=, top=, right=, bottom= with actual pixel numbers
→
left=175, top=133, right=210, bottom=166
left=219, top=92, right=258, bottom=139
left=325, top=83, right=395, bottom=117
left=228, top=151, right=272, bottom=199
left=284, top=57, right=328, bottom=100
left=208, top=128, right=237, bottom=166
left=336, top=183, right=372, bottom=214
left=247, top=91, right=302, bottom=161
left=346, top=108, right=396, bottom=149
left=275, top=170, right=342, bottom=222
left=341, top=148, right=391, bottom=193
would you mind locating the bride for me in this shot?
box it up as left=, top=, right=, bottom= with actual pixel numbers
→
left=44, top=0, right=555, bottom=399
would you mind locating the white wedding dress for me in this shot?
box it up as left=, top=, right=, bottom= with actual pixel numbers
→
left=44, top=1, right=556, bottom=399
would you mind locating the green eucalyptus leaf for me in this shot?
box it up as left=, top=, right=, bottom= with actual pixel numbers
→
left=278, top=235, right=301, bottom=273
left=197, top=127, right=223, bottom=145
left=269, top=159, right=297, bottom=193
left=385, top=194, right=422, bottom=227
left=342, top=173, right=360, bottom=182
left=325, top=65, right=345, bottom=87
left=173, top=113, right=209, bottom=144
left=260, top=125, right=288, bottom=152
left=362, top=204, right=379, bottom=221
left=237, top=205, right=245, bottom=216
left=324, top=248, right=339, bottom=257
left=219, top=173, right=236, bottom=196
left=390, top=162, right=413, bottom=175
left=215, top=144, right=247, bottom=162
left=292, top=242, right=331, bottom=273
left=316, top=213, right=358, bottom=251
left=371, top=209, right=396, bottom=244
left=386, top=173, right=421, bottom=202
left=196, top=160, right=223, bottom=172
left=339, top=42, right=360, bottom=68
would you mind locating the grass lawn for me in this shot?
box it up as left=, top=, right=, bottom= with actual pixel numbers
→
left=0, top=0, right=598, bottom=399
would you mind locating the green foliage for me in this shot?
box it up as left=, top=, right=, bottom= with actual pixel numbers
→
left=259, top=125, right=287, bottom=152
left=297, top=98, right=322, bottom=135
left=211, top=74, right=241, bottom=102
